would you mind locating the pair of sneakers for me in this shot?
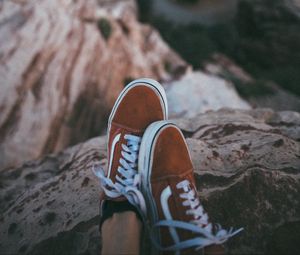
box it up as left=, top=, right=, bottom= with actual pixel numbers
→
left=94, top=78, right=242, bottom=255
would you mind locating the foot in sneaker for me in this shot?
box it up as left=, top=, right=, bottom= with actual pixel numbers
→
left=139, top=121, right=243, bottom=255
left=94, top=78, right=168, bottom=214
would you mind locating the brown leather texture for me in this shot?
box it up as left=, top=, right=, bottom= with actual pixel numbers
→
left=106, top=84, right=165, bottom=202
left=149, top=125, right=224, bottom=255
left=112, top=85, right=165, bottom=131
left=151, top=126, right=194, bottom=180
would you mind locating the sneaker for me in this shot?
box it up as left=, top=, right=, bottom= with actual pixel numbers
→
left=139, top=121, right=243, bottom=255
left=94, top=78, right=168, bottom=214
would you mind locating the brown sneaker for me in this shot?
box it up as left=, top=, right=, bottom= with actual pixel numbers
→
left=94, top=78, right=168, bottom=213
left=139, top=121, right=243, bottom=254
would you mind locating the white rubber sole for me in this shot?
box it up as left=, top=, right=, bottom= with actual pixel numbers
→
left=138, top=120, right=177, bottom=254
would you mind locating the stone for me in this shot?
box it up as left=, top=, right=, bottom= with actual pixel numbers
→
left=204, top=53, right=300, bottom=112
left=164, top=70, right=251, bottom=118
left=1, top=108, right=299, bottom=254
left=0, top=0, right=186, bottom=170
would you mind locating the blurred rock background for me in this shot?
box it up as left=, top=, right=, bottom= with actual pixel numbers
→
left=0, top=0, right=299, bottom=254
left=140, top=0, right=300, bottom=99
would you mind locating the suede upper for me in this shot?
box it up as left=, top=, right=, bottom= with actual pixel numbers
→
left=111, top=85, right=164, bottom=130
left=106, top=83, right=166, bottom=201
left=148, top=125, right=225, bottom=255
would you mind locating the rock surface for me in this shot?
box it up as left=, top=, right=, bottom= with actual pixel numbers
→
left=0, top=0, right=186, bottom=170
left=204, top=53, right=300, bottom=112
left=164, top=70, right=251, bottom=118
left=1, top=108, right=299, bottom=255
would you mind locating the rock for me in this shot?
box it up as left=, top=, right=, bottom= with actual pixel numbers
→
left=204, top=53, right=254, bottom=84
left=164, top=70, right=251, bottom=118
left=0, top=136, right=106, bottom=255
left=204, top=53, right=300, bottom=112
left=233, top=0, right=300, bottom=96
left=141, top=0, right=300, bottom=101
left=286, top=0, right=300, bottom=17
left=1, top=108, right=299, bottom=255
left=0, top=0, right=186, bottom=170
left=247, top=86, right=300, bottom=112
left=147, top=0, right=239, bottom=25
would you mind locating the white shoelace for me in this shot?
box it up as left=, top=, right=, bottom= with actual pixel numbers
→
left=154, top=179, right=243, bottom=252
left=93, top=134, right=146, bottom=214
left=177, top=180, right=212, bottom=232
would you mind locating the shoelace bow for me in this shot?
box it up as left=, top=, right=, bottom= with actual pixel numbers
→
left=93, top=134, right=146, bottom=214
left=154, top=179, right=243, bottom=252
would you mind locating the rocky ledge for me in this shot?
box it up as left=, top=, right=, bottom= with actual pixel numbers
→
left=0, top=0, right=251, bottom=172
left=0, top=0, right=186, bottom=170
left=1, top=108, right=299, bottom=255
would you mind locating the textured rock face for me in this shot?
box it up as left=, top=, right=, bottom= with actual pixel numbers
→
left=1, top=109, right=299, bottom=255
left=164, top=70, right=251, bottom=118
left=234, top=0, right=300, bottom=95
left=0, top=0, right=186, bottom=170
left=204, top=53, right=300, bottom=112
left=0, top=136, right=105, bottom=255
